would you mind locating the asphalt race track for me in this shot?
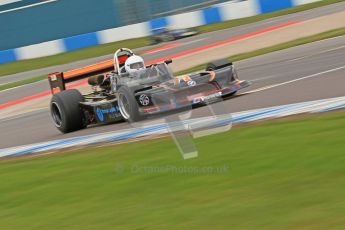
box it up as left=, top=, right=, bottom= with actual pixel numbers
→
left=1, top=35, right=345, bottom=149
left=1, top=1, right=345, bottom=104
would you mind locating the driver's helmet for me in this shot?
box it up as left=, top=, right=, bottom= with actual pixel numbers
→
left=124, top=55, right=146, bottom=77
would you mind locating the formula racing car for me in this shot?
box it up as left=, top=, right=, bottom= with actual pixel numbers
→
left=48, top=48, right=250, bottom=133
left=150, top=27, right=199, bottom=44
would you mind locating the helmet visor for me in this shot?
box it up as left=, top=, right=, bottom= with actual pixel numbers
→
left=130, top=62, right=144, bottom=69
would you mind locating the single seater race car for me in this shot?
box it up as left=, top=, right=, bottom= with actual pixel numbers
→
left=150, top=27, right=198, bottom=44
left=48, top=48, right=251, bottom=133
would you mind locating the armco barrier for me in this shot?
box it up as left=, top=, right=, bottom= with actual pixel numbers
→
left=1, top=0, right=320, bottom=64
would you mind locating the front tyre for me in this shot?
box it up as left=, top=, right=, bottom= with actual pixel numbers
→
left=117, top=87, right=143, bottom=122
left=50, top=89, right=86, bottom=133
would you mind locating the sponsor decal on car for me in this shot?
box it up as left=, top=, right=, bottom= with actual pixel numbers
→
left=187, top=80, right=196, bottom=87
left=96, top=106, right=120, bottom=122
left=191, top=92, right=222, bottom=104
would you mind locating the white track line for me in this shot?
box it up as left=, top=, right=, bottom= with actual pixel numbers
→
left=0, top=79, right=45, bottom=92
left=0, top=0, right=57, bottom=14
left=182, top=38, right=205, bottom=45
left=287, top=45, right=345, bottom=63
left=244, top=65, right=345, bottom=94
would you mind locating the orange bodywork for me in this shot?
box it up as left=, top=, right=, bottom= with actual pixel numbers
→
left=63, top=59, right=113, bottom=79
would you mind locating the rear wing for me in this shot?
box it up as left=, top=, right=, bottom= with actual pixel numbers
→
left=48, top=59, right=114, bottom=94
left=48, top=48, right=133, bottom=94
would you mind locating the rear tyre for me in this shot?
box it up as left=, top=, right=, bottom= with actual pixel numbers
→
left=50, top=89, right=86, bottom=133
left=117, top=87, right=143, bottom=122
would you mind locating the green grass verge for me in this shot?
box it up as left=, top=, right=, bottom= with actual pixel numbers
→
left=1, top=112, right=344, bottom=229
left=0, top=0, right=342, bottom=77
left=2, top=26, right=345, bottom=92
